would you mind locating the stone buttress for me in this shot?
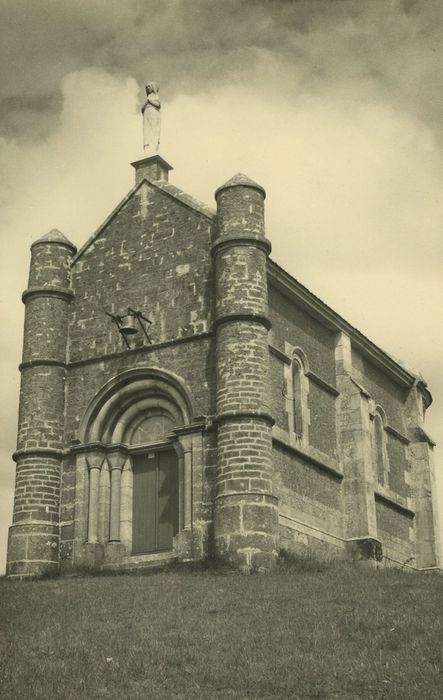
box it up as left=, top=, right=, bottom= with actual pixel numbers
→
left=7, top=229, right=76, bottom=578
left=405, top=382, right=441, bottom=569
left=212, top=174, right=279, bottom=571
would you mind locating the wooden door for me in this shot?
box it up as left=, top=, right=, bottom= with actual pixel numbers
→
left=132, top=450, right=178, bottom=554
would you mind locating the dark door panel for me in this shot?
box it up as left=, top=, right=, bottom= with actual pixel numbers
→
left=132, top=450, right=178, bottom=554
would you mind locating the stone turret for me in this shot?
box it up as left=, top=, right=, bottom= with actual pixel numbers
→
left=212, top=174, right=279, bottom=572
left=7, top=229, right=76, bottom=578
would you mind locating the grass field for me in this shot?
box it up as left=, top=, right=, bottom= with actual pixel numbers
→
left=1, top=557, right=442, bottom=699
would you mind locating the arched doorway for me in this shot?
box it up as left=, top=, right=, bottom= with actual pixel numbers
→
left=75, top=368, right=199, bottom=564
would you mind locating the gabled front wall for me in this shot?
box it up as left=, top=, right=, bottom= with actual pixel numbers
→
left=69, top=181, right=215, bottom=361
left=59, top=182, right=218, bottom=572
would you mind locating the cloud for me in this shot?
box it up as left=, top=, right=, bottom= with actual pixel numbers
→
left=2, top=0, right=443, bottom=144
left=162, top=85, right=443, bottom=277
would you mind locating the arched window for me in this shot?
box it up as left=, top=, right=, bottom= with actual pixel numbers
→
left=373, top=408, right=389, bottom=486
left=292, top=357, right=303, bottom=437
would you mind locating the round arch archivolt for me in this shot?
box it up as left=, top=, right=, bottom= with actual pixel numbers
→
left=79, top=367, right=195, bottom=445
left=74, top=368, right=201, bottom=564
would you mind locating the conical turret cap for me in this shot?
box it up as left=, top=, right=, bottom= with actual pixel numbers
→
left=215, top=173, right=266, bottom=199
left=31, top=228, right=77, bottom=252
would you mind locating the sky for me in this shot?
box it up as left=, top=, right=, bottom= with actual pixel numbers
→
left=0, top=0, right=442, bottom=572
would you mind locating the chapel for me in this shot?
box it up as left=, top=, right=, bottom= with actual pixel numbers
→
left=6, top=86, right=441, bottom=577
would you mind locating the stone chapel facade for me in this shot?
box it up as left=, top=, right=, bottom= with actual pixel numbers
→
left=6, top=152, right=441, bottom=578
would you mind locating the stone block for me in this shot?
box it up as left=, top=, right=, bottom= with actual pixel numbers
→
left=242, top=503, right=278, bottom=534
left=346, top=538, right=383, bottom=563
left=6, top=529, right=27, bottom=562
left=7, top=559, right=59, bottom=578
left=214, top=503, right=241, bottom=534
left=228, top=532, right=276, bottom=553
left=250, top=550, right=277, bottom=572
left=74, top=541, right=104, bottom=572
left=173, top=529, right=195, bottom=561
left=27, top=533, right=59, bottom=562
left=104, top=542, right=127, bottom=565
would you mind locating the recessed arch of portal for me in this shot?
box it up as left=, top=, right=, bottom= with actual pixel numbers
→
left=77, top=368, right=198, bottom=557
left=80, top=367, right=195, bottom=445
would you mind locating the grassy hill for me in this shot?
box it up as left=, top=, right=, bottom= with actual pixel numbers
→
left=1, top=557, right=442, bottom=699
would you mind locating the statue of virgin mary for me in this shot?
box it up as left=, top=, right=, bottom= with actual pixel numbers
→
left=142, top=82, right=161, bottom=155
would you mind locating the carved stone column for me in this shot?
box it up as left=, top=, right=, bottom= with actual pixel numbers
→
left=86, top=451, right=105, bottom=544
left=97, top=459, right=110, bottom=544
left=183, top=447, right=193, bottom=529
left=119, top=457, right=133, bottom=553
left=102, top=451, right=128, bottom=567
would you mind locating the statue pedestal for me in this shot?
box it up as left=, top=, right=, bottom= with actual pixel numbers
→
left=131, top=154, right=173, bottom=184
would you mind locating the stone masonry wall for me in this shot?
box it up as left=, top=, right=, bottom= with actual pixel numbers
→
left=268, top=352, right=287, bottom=430
left=273, top=441, right=344, bottom=556
left=213, top=178, right=278, bottom=572
left=308, top=384, right=337, bottom=458
left=352, top=348, right=411, bottom=504
left=8, top=234, right=75, bottom=578
left=64, top=338, right=215, bottom=445
left=269, top=286, right=336, bottom=385
left=69, top=181, right=215, bottom=361
left=352, top=349, right=406, bottom=433
left=267, top=282, right=341, bottom=557
left=268, top=285, right=337, bottom=456
left=57, top=184, right=218, bottom=570
left=375, top=499, right=414, bottom=565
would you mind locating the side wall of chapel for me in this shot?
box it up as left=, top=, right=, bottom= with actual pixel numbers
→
left=267, top=284, right=345, bottom=560
left=267, top=279, right=439, bottom=569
